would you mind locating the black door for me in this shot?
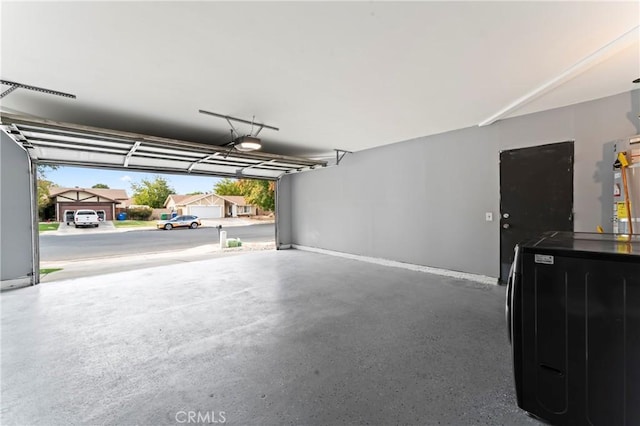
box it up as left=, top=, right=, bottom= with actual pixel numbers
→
left=499, top=141, right=574, bottom=284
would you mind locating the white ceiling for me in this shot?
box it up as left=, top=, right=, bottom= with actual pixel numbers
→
left=1, top=1, right=638, bottom=158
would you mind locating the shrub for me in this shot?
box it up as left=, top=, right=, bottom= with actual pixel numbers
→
left=127, top=207, right=153, bottom=221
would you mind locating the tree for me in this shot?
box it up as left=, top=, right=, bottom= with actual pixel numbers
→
left=37, top=164, right=58, bottom=179
left=37, top=178, right=55, bottom=218
left=130, top=176, right=175, bottom=208
left=213, top=178, right=275, bottom=212
left=238, top=179, right=275, bottom=212
left=213, top=178, right=243, bottom=195
left=187, top=191, right=203, bottom=195
left=92, top=183, right=110, bottom=189
left=36, top=165, right=58, bottom=220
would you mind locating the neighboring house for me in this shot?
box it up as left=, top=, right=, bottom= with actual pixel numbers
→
left=164, top=195, right=192, bottom=212
left=49, top=187, right=129, bottom=221
left=117, top=198, right=134, bottom=209
left=218, top=195, right=258, bottom=217
left=164, top=193, right=257, bottom=218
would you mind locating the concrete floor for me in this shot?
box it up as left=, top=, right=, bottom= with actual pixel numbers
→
left=1, top=250, right=537, bottom=425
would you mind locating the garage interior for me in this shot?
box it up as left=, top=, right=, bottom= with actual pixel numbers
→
left=1, top=2, right=639, bottom=425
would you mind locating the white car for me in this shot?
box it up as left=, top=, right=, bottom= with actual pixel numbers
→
left=156, top=215, right=201, bottom=230
left=74, top=209, right=100, bottom=228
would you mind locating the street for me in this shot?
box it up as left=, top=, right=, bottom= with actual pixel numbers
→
left=40, top=223, right=275, bottom=261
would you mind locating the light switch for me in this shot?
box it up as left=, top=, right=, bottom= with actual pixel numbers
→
left=485, top=212, right=493, bottom=222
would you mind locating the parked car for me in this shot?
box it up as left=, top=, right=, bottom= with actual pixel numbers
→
left=74, top=209, right=100, bottom=228
left=156, top=215, right=201, bottom=230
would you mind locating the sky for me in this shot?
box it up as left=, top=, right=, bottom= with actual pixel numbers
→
left=44, top=166, right=223, bottom=197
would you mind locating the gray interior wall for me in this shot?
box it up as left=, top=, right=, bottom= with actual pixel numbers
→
left=289, top=90, right=640, bottom=278
left=1, top=131, right=34, bottom=284
left=276, top=175, right=293, bottom=247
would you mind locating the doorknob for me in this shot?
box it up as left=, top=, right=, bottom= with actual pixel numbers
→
left=503, top=223, right=510, bottom=229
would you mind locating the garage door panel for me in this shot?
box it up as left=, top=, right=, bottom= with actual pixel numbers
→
left=38, top=147, right=126, bottom=164
left=189, top=206, right=221, bottom=218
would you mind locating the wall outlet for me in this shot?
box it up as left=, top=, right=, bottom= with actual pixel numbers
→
left=485, top=212, right=493, bottom=222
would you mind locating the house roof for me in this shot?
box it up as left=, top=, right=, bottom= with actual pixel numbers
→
left=49, top=187, right=129, bottom=202
left=216, top=195, right=248, bottom=206
left=165, top=194, right=192, bottom=206
left=181, top=193, right=213, bottom=205
left=165, top=193, right=215, bottom=207
left=165, top=192, right=249, bottom=207
left=117, top=198, right=134, bottom=208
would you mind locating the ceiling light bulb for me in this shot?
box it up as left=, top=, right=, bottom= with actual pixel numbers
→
left=235, top=136, right=262, bottom=152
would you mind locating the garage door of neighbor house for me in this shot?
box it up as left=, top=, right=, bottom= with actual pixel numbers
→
left=189, top=206, right=222, bottom=219
left=58, top=202, right=115, bottom=220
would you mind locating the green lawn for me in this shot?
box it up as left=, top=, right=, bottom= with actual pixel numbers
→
left=113, top=220, right=156, bottom=228
left=40, top=268, right=62, bottom=275
left=39, top=222, right=60, bottom=232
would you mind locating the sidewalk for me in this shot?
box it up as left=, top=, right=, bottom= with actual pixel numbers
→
left=40, top=241, right=276, bottom=282
left=200, top=217, right=274, bottom=227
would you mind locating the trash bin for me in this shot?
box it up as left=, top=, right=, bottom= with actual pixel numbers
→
left=160, top=213, right=169, bottom=220
left=117, top=212, right=127, bottom=221
left=171, top=212, right=178, bottom=218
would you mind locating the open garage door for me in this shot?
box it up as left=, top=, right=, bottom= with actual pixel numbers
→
left=189, top=206, right=222, bottom=219
left=1, top=113, right=326, bottom=285
left=0, top=113, right=326, bottom=180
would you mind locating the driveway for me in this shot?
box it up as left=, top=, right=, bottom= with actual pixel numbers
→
left=55, top=220, right=117, bottom=235
left=39, top=223, right=276, bottom=281
left=41, top=219, right=276, bottom=282
left=40, top=241, right=276, bottom=282
left=41, top=223, right=275, bottom=261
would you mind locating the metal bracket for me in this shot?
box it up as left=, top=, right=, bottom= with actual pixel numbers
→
left=237, top=159, right=275, bottom=174
left=1, top=85, right=19, bottom=98
left=187, top=152, right=220, bottom=173
left=225, top=118, right=240, bottom=139
left=123, top=141, right=141, bottom=167
left=2, top=124, right=37, bottom=159
left=199, top=109, right=279, bottom=133
left=335, top=149, right=352, bottom=166
left=0, top=79, right=76, bottom=99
